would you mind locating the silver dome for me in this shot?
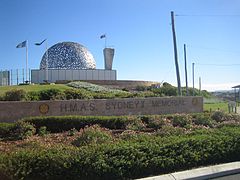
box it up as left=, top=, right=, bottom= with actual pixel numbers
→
left=40, top=42, right=96, bottom=69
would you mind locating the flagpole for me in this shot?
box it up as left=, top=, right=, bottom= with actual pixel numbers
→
left=45, top=40, right=48, bottom=82
left=26, top=40, right=28, bottom=83
left=105, top=36, right=107, bottom=48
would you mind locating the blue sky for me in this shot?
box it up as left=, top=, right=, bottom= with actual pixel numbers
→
left=0, top=0, right=240, bottom=91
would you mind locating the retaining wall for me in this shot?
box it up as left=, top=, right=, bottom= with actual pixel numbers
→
left=0, top=96, right=203, bottom=123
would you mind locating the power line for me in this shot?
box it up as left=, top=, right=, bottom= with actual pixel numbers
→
left=195, top=63, right=240, bottom=66
left=175, top=14, right=240, bottom=17
left=187, top=45, right=240, bottom=54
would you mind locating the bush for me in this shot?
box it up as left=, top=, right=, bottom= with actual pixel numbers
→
left=22, top=116, right=131, bottom=133
left=2, top=126, right=240, bottom=180
left=158, top=82, right=177, bottom=96
left=68, top=128, right=78, bottom=136
left=38, top=88, right=62, bottom=100
left=64, top=89, right=93, bottom=100
left=126, top=120, right=146, bottom=131
left=227, top=113, right=240, bottom=122
left=10, top=121, right=36, bottom=140
left=172, top=114, right=191, bottom=128
left=0, top=122, right=35, bottom=140
left=113, top=91, right=134, bottom=98
left=72, top=125, right=113, bottom=146
left=0, top=95, right=4, bottom=101
left=68, top=81, right=122, bottom=93
left=135, top=85, right=147, bottom=91
left=0, top=123, right=15, bottom=138
left=156, top=125, right=185, bottom=137
left=193, top=114, right=214, bottom=127
left=92, top=92, right=115, bottom=99
left=4, top=89, right=26, bottom=101
left=135, top=91, right=156, bottom=98
left=38, top=126, right=49, bottom=136
left=141, top=115, right=166, bottom=130
left=25, top=91, right=40, bottom=101
left=150, top=88, right=164, bottom=96
left=211, top=111, right=226, bottom=122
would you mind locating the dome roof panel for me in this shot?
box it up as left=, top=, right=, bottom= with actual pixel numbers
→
left=40, top=42, right=96, bottom=69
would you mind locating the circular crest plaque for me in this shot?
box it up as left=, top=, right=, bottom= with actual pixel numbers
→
left=192, top=98, right=198, bottom=106
left=39, top=104, right=49, bottom=114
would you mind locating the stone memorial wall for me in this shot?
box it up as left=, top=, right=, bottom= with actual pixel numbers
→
left=0, top=96, right=203, bottom=122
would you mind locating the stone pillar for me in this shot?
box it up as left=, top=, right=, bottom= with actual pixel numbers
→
left=103, top=48, right=114, bottom=70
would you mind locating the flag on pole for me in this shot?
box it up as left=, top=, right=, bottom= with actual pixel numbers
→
left=35, top=39, right=47, bottom=46
left=16, top=40, right=27, bottom=48
left=100, top=34, right=106, bottom=39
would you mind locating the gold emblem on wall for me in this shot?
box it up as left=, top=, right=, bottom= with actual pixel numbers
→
left=39, top=104, right=49, bottom=114
left=192, top=98, right=198, bottom=106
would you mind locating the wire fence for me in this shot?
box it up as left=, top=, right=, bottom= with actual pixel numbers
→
left=0, top=69, right=31, bottom=86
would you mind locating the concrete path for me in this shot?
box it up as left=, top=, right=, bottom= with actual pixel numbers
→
left=137, top=162, right=240, bottom=180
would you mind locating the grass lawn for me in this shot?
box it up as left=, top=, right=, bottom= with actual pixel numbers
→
left=0, top=84, right=73, bottom=96
left=204, top=102, right=229, bottom=112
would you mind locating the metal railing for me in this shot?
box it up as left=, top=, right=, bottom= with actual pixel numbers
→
left=0, top=69, right=31, bottom=86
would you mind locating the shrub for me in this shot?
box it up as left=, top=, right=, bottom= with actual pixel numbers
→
left=227, top=113, right=240, bottom=122
left=193, top=114, right=214, bottom=127
left=172, top=114, right=191, bottom=128
left=113, top=91, right=134, bottom=98
left=38, top=88, right=61, bottom=100
left=0, top=95, right=4, bottom=101
left=156, top=125, right=185, bottom=137
left=25, top=91, right=40, bottom=101
left=135, top=85, right=147, bottom=91
left=68, top=81, right=121, bottom=93
left=4, top=89, right=26, bottom=101
left=1, top=126, right=240, bottom=179
left=68, top=128, right=78, bottom=136
left=72, top=125, right=113, bottom=146
left=0, top=123, right=15, bottom=138
left=150, top=88, right=164, bottom=96
left=126, top=120, right=146, bottom=131
left=135, top=91, right=156, bottom=98
left=92, top=92, right=115, bottom=99
left=38, top=126, right=49, bottom=136
left=64, top=89, right=93, bottom=100
left=142, top=115, right=166, bottom=130
left=122, top=88, right=129, bottom=92
left=159, top=82, right=177, bottom=96
left=118, top=130, right=138, bottom=140
left=211, top=111, right=226, bottom=122
left=10, top=121, right=36, bottom=140
left=22, top=116, right=131, bottom=133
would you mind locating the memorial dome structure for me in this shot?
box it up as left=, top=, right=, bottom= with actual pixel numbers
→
left=40, top=42, right=96, bottom=69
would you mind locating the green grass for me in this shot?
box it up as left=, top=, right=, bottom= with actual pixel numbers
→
left=0, top=84, right=73, bottom=96
left=204, top=102, right=228, bottom=112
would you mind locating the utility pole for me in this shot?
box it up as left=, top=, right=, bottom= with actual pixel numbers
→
left=171, top=11, right=181, bottom=96
left=192, top=62, right=195, bottom=96
left=184, top=44, right=188, bottom=96
left=199, top=77, right=201, bottom=95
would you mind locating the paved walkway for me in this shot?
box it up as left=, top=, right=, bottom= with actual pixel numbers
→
left=137, top=162, right=240, bottom=180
